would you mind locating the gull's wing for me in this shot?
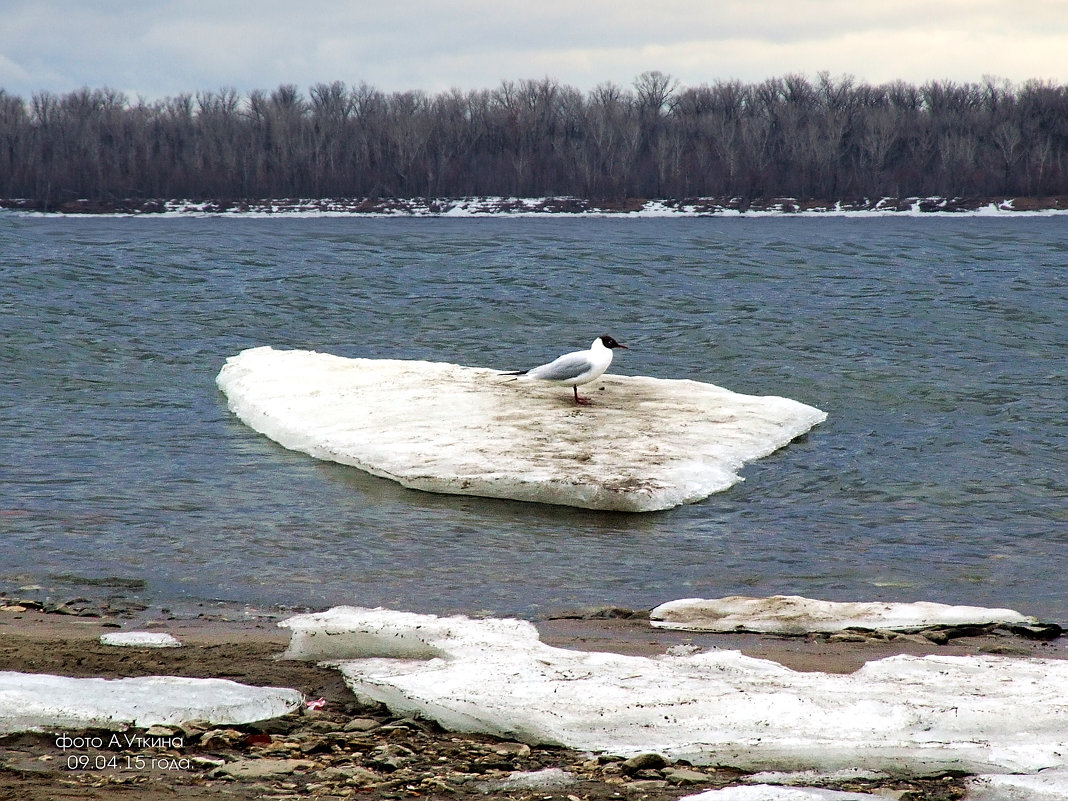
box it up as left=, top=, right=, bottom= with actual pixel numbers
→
left=526, top=351, right=594, bottom=381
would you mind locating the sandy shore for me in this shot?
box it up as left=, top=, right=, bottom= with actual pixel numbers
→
left=1, top=604, right=1065, bottom=800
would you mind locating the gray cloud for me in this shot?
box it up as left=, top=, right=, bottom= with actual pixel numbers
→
left=1, top=0, right=1066, bottom=100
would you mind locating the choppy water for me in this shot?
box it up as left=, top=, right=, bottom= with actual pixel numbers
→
left=2, top=214, right=1066, bottom=620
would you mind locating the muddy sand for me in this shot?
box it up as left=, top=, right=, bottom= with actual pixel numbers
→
left=1, top=603, right=1065, bottom=801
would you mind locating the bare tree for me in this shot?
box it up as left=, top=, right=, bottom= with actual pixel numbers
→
left=1, top=74, right=1066, bottom=207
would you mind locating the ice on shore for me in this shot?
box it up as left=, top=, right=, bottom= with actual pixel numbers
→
left=650, top=595, right=1038, bottom=634
left=279, top=606, right=1068, bottom=776
left=965, top=769, right=1068, bottom=801
left=216, top=346, right=825, bottom=512
left=99, top=631, right=183, bottom=648
left=679, top=787, right=890, bottom=801
left=0, top=671, right=302, bottom=733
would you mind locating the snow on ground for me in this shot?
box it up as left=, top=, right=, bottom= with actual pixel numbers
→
left=679, top=787, right=890, bottom=801
left=0, top=671, right=302, bottom=733
left=61, top=196, right=1068, bottom=217
left=99, top=631, right=183, bottom=648
left=216, top=346, right=825, bottom=512
left=279, top=606, right=1068, bottom=777
left=650, top=595, right=1037, bottom=634
left=12, top=195, right=1068, bottom=218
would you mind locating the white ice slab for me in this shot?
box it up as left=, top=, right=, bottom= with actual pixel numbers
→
left=0, top=671, right=302, bottom=733
left=965, top=769, right=1068, bottom=801
left=99, top=631, right=183, bottom=648
left=650, top=595, right=1037, bottom=634
left=279, top=606, right=1068, bottom=777
left=216, top=346, right=826, bottom=512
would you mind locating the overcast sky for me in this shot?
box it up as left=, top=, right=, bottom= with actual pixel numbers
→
left=2, top=0, right=1067, bottom=101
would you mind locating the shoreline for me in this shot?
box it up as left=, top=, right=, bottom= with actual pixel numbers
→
left=4, top=194, right=1068, bottom=218
left=1, top=603, right=1065, bottom=800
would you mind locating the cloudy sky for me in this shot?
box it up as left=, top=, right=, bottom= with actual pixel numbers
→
left=2, top=0, right=1066, bottom=100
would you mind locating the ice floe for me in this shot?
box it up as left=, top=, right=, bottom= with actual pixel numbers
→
left=0, top=671, right=302, bottom=733
left=279, top=606, right=1068, bottom=777
left=99, top=631, right=183, bottom=648
left=216, top=346, right=825, bottom=512
left=649, top=595, right=1037, bottom=634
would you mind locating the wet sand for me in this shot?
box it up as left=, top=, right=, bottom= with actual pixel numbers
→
left=1, top=605, right=1064, bottom=800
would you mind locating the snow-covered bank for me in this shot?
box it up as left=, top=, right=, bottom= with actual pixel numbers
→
left=0, top=672, right=302, bottom=733
left=650, top=595, right=1039, bottom=635
left=279, top=606, right=1068, bottom=777
left=5, top=194, right=1068, bottom=217
left=216, top=346, right=825, bottom=512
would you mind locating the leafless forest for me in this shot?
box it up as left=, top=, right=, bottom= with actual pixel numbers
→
left=2, top=72, right=1067, bottom=207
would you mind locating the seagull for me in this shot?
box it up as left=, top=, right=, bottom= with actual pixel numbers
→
left=501, top=335, right=628, bottom=405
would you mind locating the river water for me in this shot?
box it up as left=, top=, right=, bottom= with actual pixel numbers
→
left=2, top=214, right=1065, bottom=620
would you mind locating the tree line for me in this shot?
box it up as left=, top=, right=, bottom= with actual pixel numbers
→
left=1, top=72, right=1067, bottom=207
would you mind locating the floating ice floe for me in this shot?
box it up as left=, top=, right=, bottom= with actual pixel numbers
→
left=216, top=346, right=825, bottom=512
left=649, top=595, right=1038, bottom=635
left=0, top=671, right=302, bottom=733
left=279, top=606, right=1068, bottom=776
left=99, top=631, right=183, bottom=648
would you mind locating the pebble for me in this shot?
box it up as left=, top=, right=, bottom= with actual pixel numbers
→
left=189, top=756, right=226, bottom=769
left=828, top=632, right=870, bottom=643
left=215, top=758, right=318, bottom=779
left=981, top=643, right=1032, bottom=656
left=321, top=765, right=380, bottom=784
left=625, top=778, right=669, bottom=792
left=199, top=728, right=245, bottom=748
left=344, top=717, right=381, bottom=732
left=493, top=741, right=531, bottom=757
left=621, top=752, right=668, bottom=774
left=178, top=720, right=211, bottom=739
left=487, top=767, right=575, bottom=791
left=663, top=766, right=710, bottom=785
left=1011, top=622, right=1064, bottom=641
left=299, top=737, right=331, bottom=755
left=143, top=724, right=179, bottom=738
left=896, top=633, right=935, bottom=645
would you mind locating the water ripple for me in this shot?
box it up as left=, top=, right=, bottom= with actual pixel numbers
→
left=2, top=215, right=1066, bottom=619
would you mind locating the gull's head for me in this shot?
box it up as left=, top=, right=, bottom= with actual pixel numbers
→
left=598, top=335, right=628, bottom=350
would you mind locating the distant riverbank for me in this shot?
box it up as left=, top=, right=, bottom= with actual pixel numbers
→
left=4, top=194, right=1068, bottom=217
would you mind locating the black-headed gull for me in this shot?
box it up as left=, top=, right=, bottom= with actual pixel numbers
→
left=501, top=335, right=628, bottom=405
